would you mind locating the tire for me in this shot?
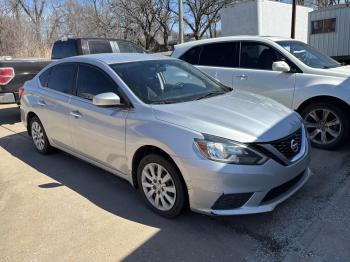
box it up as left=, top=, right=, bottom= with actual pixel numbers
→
left=30, top=116, right=52, bottom=154
left=137, top=154, right=186, bottom=218
left=300, top=102, right=349, bottom=150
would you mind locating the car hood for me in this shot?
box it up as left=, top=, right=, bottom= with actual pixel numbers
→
left=151, top=91, right=301, bottom=143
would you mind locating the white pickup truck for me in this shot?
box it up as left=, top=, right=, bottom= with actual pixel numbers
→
left=171, top=36, right=350, bottom=150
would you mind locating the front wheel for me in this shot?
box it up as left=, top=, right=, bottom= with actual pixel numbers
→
left=300, top=102, right=349, bottom=150
left=137, top=154, right=186, bottom=218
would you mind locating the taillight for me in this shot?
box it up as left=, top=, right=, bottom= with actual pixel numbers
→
left=0, top=67, right=15, bottom=85
left=19, top=86, right=25, bottom=99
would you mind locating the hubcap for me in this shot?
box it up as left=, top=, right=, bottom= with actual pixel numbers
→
left=31, top=121, right=45, bottom=150
left=304, top=108, right=342, bottom=145
left=141, top=163, right=176, bottom=211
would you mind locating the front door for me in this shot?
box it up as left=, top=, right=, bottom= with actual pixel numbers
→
left=234, top=41, right=296, bottom=108
left=69, top=63, right=128, bottom=172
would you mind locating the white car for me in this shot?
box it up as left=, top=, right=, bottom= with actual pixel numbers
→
left=171, top=36, right=350, bottom=149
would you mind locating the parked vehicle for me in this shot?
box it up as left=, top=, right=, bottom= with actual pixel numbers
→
left=171, top=36, right=350, bottom=150
left=0, top=38, right=144, bottom=104
left=21, top=53, right=311, bottom=217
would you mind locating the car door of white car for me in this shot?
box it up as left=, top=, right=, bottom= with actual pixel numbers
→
left=68, top=63, right=128, bottom=172
left=233, top=41, right=298, bottom=108
left=181, top=42, right=240, bottom=88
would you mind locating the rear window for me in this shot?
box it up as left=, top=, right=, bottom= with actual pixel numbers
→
left=199, top=42, right=239, bottom=67
left=51, top=40, right=78, bottom=59
left=87, top=40, right=113, bottom=54
left=47, top=63, right=77, bottom=94
left=116, top=41, right=144, bottom=53
left=39, top=68, right=51, bottom=87
left=180, top=46, right=201, bottom=65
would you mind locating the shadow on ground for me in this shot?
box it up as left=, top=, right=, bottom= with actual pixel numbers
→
left=0, top=105, right=20, bottom=125
left=0, top=130, right=264, bottom=261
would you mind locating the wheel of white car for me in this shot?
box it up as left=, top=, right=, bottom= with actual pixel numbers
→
left=301, top=102, right=349, bottom=150
left=30, top=116, right=51, bottom=154
left=137, top=154, right=186, bottom=218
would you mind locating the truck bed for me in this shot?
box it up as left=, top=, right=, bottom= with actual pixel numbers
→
left=0, top=58, right=51, bottom=103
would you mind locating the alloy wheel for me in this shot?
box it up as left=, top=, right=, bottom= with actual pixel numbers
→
left=304, top=108, right=342, bottom=146
left=141, top=163, right=177, bottom=211
left=31, top=121, right=45, bottom=150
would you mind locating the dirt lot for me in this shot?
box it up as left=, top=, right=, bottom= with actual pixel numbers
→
left=1, top=104, right=350, bottom=262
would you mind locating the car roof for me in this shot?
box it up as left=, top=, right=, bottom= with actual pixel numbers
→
left=174, top=35, right=296, bottom=49
left=56, top=37, right=137, bottom=43
left=62, top=53, right=173, bottom=65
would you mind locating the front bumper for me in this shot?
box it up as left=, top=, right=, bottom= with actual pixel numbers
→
left=180, top=140, right=311, bottom=216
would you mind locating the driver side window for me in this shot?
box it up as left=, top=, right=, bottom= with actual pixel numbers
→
left=76, top=64, right=120, bottom=101
left=240, top=42, right=285, bottom=70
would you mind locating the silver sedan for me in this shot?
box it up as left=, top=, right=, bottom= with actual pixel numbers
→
left=20, top=53, right=311, bottom=217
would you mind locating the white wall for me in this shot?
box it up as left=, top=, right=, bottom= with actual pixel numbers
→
left=309, top=6, right=350, bottom=57
left=260, top=1, right=312, bottom=42
left=221, top=0, right=313, bottom=42
left=221, top=1, right=259, bottom=36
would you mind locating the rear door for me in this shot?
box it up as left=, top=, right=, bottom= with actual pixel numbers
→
left=180, top=42, right=239, bottom=87
left=69, top=63, right=128, bottom=172
left=234, top=41, right=297, bottom=107
left=197, top=42, right=240, bottom=87
left=36, top=63, right=77, bottom=148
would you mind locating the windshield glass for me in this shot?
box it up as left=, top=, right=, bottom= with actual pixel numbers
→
left=277, top=41, right=340, bottom=69
left=110, top=59, right=230, bottom=104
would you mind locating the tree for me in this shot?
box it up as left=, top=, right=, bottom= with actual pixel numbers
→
left=118, top=0, right=161, bottom=50
left=174, top=0, right=232, bottom=40
left=154, top=0, right=175, bottom=50
left=18, top=0, right=47, bottom=43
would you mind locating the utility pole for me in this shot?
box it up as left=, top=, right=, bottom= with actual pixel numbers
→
left=179, top=0, right=184, bottom=43
left=291, top=0, right=296, bottom=39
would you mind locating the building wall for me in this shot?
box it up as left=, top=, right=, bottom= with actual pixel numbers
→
left=309, top=6, right=350, bottom=58
left=221, top=0, right=313, bottom=42
left=221, top=1, right=260, bottom=36
left=260, top=1, right=312, bottom=42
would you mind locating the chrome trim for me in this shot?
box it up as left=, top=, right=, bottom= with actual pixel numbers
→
left=290, top=125, right=307, bottom=163
left=0, top=93, right=16, bottom=103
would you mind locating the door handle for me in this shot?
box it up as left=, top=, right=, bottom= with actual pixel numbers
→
left=236, top=74, right=248, bottom=80
left=38, top=100, right=46, bottom=107
left=70, top=111, right=82, bottom=119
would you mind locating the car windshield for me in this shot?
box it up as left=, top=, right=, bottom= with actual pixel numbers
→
left=110, top=59, right=231, bottom=104
left=277, top=41, right=341, bottom=69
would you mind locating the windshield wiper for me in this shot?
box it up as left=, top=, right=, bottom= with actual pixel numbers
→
left=195, top=90, right=227, bottom=101
left=150, top=99, right=181, bottom=104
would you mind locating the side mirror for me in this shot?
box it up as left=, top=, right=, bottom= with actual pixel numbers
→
left=272, top=61, right=291, bottom=73
left=93, top=92, right=121, bottom=107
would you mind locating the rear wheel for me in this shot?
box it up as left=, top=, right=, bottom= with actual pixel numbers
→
left=30, top=116, right=51, bottom=154
left=137, top=154, right=186, bottom=218
left=300, top=102, right=349, bottom=150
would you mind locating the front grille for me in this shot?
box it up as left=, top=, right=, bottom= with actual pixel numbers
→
left=212, top=193, right=253, bottom=210
left=271, top=128, right=302, bottom=160
left=262, top=172, right=304, bottom=203
left=252, top=145, right=286, bottom=166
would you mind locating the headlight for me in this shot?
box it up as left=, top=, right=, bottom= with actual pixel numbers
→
left=194, top=135, right=266, bottom=165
